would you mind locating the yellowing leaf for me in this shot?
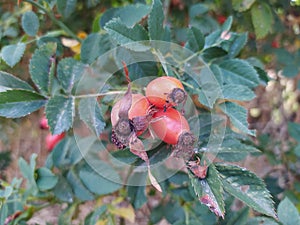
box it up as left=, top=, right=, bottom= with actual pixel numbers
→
left=110, top=197, right=124, bottom=206
left=108, top=205, right=135, bottom=223
left=61, top=31, right=87, bottom=54
left=95, top=219, right=107, bottom=225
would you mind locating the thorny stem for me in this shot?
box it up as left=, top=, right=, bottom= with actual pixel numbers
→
left=23, top=0, right=81, bottom=42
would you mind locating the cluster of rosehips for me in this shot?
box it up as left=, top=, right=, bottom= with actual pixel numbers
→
left=110, top=72, right=196, bottom=161
left=39, top=116, right=65, bottom=151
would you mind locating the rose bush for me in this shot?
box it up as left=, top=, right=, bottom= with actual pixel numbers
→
left=0, top=0, right=300, bottom=224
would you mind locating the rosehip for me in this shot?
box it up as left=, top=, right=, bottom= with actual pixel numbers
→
left=150, top=107, right=190, bottom=144
left=45, top=133, right=65, bottom=151
left=217, top=15, right=226, bottom=24
left=145, top=76, right=187, bottom=109
left=111, top=93, right=151, bottom=136
left=271, top=41, right=280, bottom=48
left=39, top=116, right=49, bottom=130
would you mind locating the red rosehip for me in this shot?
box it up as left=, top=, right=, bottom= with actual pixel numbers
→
left=39, top=116, right=49, bottom=130
left=150, top=107, right=190, bottom=145
left=146, top=76, right=186, bottom=109
left=45, top=133, right=65, bottom=151
left=111, top=93, right=151, bottom=136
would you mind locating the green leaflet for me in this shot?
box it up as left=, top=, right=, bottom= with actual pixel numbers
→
left=1, top=43, right=26, bottom=67
left=216, top=163, right=276, bottom=219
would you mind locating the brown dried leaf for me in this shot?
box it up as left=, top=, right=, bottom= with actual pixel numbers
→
left=148, top=167, right=162, bottom=192
left=129, top=134, right=149, bottom=163
left=129, top=135, right=162, bottom=192
left=118, top=84, right=132, bottom=120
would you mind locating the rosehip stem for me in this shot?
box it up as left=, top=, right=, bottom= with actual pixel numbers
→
left=74, top=91, right=126, bottom=99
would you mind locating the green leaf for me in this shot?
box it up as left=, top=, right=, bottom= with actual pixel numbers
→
left=0, top=186, right=13, bottom=200
left=53, top=175, right=73, bottom=202
left=226, top=207, right=249, bottom=225
left=85, top=206, right=107, bottom=225
left=36, top=167, right=58, bottom=191
left=246, top=217, right=279, bottom=225
left=57, top=58, right=85, bottom=93
left=222, top=84, right=255, bottom=101
left=254, top=66, right=269, bottom=85
left=251, top=2, right=273, bottom=39
left=100, top=4, right=150, bottom=28
left=18, top=154, right=38, bottom=192
left=52, top=137, right=71, bottom=168
left=110, top=150, right=138, bottom=165
left=187, top=202, right=217, bottom=225
left=218, top=59, right=260, bottom=88
left=86, top=0, right=100, bottom=8
left=148, top=0, right=164, bottom=40
left=205, top=30, right=222, bottom=47
left=196, top=66, right=223, bottom=108
left=233, top=0, right=256, bottom=12
left=115, top=47, right=158, bottom=79
left=21, top=11, right=39, bottom=36
left=275, top=48, right=294, bottom=65
left=219, top=102, right=255, bottom=136
left=201, top=47, right=227, bottom=62
left=282, top=65, right=299, bottom=78
left=0, top=71, right=33, bottom=92
left=67, top=169, right=94, bottom=201
left=127, top=173, right=147, bottom=209
left=79, top=162, right=122, bottom=196
left=206, top=164, right=225, bottom=215
left=29, top=43, right=57, bottom=93
left=51, top=136, right=94, bottom=169
left=79, top=98, right=106, bottom=137
left=221, top=16, right=233, bottom=31
left=57, top=0, right=77, bottom=18
left=164, top=201, right=186, bottom=224
left=278, top=197, right=300, bottom=225
left=58, top=203, right=78, bottom=225
left=288, top=122, right=300, bottom=142
left=1, top=43, right=26, bottom=67
left=189, top=163, right=225, bottom=218
left=46, top=95, right=74, bottom=135
left=189, top=3, right=209, bottom=18
left=0, top=204, right=8, bottom=225
left=104, top=18, right=149, bottom=51
left=185, top=26, right=205, bottom=52
left=0, top=90, right=46, bottom=118
left=80, top=33, right=111, bottom=64
left=216, top=163, right=276, bottom=218
left=217, top=138, right=260, bottom=162
left=228, top=33, right=248, bottom=58
left=294, top=144, right=300, bottom=157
